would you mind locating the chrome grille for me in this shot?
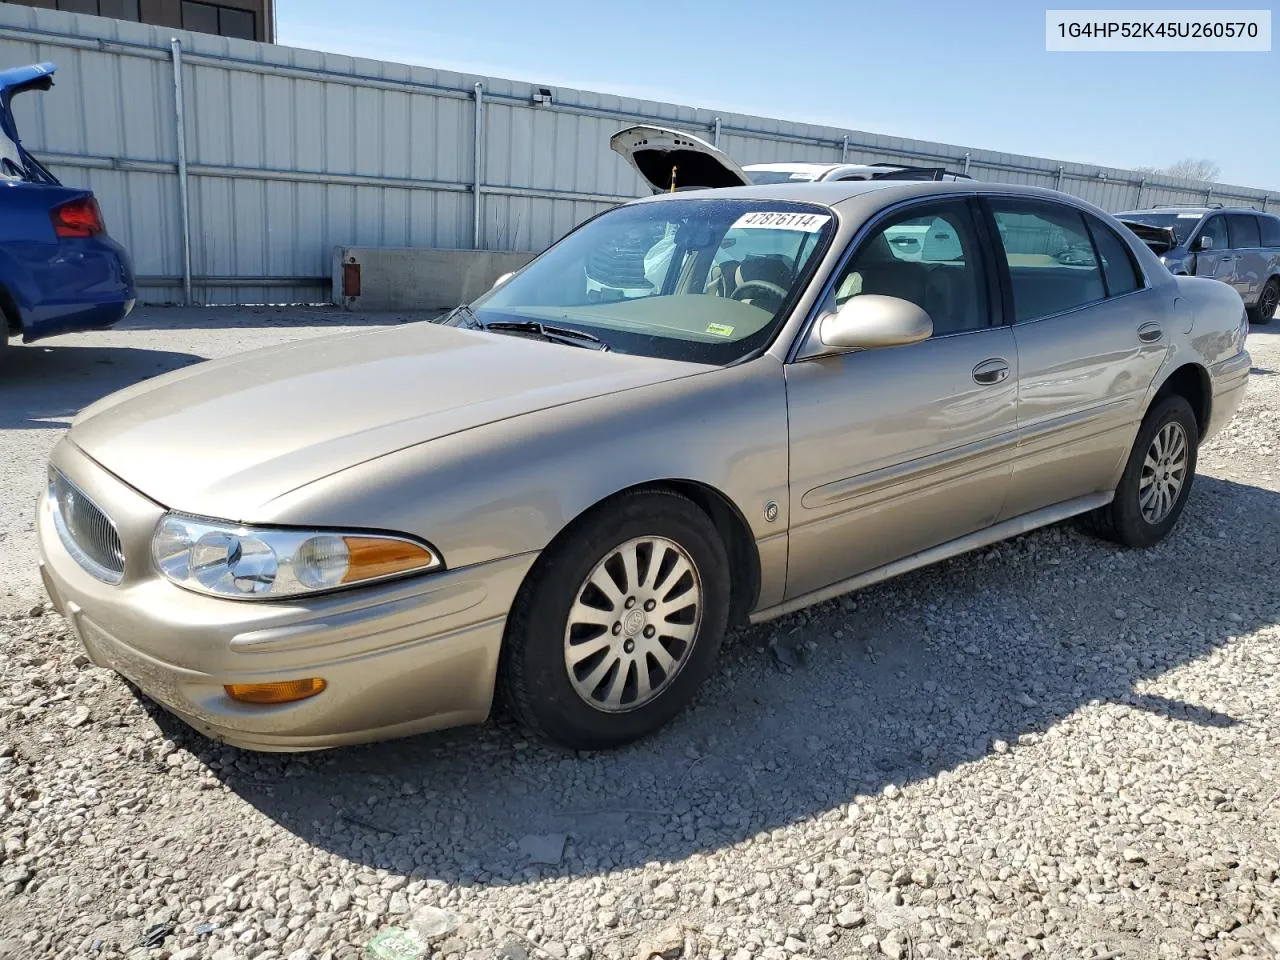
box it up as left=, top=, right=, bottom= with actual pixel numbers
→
left=50, top=470, right=125, bottom=583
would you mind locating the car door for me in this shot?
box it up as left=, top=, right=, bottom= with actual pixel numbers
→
left=984, top=198, right=1169, bottom=519
left=784, top=197, right=1017, bottom=600
left=1191, top=214, right=1237, bottom=287
left=1226, top=214, right=1264, bottom=303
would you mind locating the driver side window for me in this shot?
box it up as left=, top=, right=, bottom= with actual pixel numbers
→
left=830, top=200, right=990, bottom=336
left=1197, top=215, right=1227, bottom=250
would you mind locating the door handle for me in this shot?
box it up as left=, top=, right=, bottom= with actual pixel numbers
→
left=1137, top=321, right=1163, bottom=343
left=972, top=357, right=1010, bottom=385
left=1219, top=256, right=1238, bottom=262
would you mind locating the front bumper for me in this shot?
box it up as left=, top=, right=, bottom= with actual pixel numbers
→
left=37, top=442, right=536, bottom=751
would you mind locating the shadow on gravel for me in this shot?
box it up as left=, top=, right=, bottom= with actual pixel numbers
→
left=0, top=346, right=205, bottom=430
left=148, top=473, right=1279, bottom=889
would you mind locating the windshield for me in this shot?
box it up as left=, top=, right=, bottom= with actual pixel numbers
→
left=1115, top=212, right=1200, bottom=245
left=455, top=198, right=835, bottom=364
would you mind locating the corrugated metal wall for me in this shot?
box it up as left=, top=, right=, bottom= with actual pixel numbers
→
left=1, top=4, right=1275, bottom=305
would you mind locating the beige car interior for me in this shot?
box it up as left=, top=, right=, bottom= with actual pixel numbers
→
left=835, top=228, right=985, bottom=334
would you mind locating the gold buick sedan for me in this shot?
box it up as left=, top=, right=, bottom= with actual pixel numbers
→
left=37, top=180, right=1251, bottom=752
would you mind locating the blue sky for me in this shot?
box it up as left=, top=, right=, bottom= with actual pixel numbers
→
left=277, top=1, right=1280, bottom=190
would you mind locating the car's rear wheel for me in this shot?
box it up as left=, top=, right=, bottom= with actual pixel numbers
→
left=500, top=490, right=730, bottom=750
left=1249, top=277, right=1278, bottom=325
left=1082, top=394, right=1199, bottom=548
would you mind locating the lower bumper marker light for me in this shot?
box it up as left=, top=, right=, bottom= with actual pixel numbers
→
left=224, top=677, right=327, bottom=704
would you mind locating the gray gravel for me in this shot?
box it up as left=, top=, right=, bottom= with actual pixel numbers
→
left=2, top=314, right=1279, bottom=960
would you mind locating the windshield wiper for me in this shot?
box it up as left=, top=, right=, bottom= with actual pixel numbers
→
left=439, top=305, right=609, bottom=351
left=482, top=320, right=609, bottom=351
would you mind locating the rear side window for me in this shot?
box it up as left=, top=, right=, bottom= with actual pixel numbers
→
left=989, top=199, right=1105, bottom=322
left=1227, top=214, right=1261, bottom=249
left=1261, top=216, right=1280, bottom=248
left=1085, top=215, right=1143, bottom=296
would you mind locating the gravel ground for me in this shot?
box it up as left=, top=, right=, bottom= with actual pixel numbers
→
left=1, top=313, right=1278, bottom=960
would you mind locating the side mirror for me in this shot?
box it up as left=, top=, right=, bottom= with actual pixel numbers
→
left=490, top=270, right=516, bottom=291
left=818, top=294, right=933, bottom=351
left=1194, top=235, right=1213, bottom=251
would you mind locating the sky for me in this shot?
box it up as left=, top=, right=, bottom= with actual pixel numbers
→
left=276, top=1, right=1280, bottom=191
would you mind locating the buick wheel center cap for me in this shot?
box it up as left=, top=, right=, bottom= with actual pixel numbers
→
left=623, top=609, right=646, bottom=636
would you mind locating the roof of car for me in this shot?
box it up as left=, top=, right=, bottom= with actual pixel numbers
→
left=1129, top=206, right=1272, bottom=217
left=742, top=162, right=842, bottom=174
left=630, top=179, right=1079, bottom=208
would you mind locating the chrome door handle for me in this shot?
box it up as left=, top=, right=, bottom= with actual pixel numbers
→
left=1219, top=256, right=1238, bottom=262
left=1137, top=321, right=1164, bottom=343
left=972, top=357, right=1010, bottom=385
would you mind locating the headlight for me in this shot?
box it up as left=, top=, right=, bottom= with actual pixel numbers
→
left=152, top=514, right=441, bottom=599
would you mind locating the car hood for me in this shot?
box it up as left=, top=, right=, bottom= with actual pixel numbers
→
left=69, top=321, right=707, bottom=520
left=610, top=124, right=751, bottom=193
left=0, top=62, right=56, bottom=182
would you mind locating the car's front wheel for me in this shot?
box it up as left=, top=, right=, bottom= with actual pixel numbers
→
left=500, top=490, right=731, bottom=750
left=1249, top=277, right=1278, bottom=325
left=1082, top=394, right=1199, bottom=548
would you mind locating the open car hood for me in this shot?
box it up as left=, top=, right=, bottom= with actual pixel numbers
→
left=1118, top=218, right=1178, bottom=255
left=610, top=124, right=751, bottom=193
left=0, top=62, right=57, bottom=183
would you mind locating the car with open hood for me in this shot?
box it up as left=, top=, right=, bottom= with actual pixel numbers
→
left=1115, top=205, right=1280, bottom=325
left=609, top=124, right=972, bottom=194
left=38, top=179, right=1249, bottom=753
left=0, top=62, right=135, bottom=360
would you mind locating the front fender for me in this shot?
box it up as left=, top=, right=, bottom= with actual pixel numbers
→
left=260, top=356, right=791, bottom=601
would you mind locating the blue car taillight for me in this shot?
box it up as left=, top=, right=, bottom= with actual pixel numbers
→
left=51, top=196, right=104, bottom=238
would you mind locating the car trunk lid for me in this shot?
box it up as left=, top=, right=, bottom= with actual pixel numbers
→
left=610, top=124, right=751, bottom=193
left=0, top=62, right=60, bottom=185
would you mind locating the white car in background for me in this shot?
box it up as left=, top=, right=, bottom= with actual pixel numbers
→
left=609, top=124, right=973, bottom=193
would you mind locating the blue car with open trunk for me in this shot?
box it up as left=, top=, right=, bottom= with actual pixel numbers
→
left=0, top=62, right=135, bottom=361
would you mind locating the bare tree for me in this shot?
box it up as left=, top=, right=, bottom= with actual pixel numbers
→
left=1159, top=158, right=1221, bottom=182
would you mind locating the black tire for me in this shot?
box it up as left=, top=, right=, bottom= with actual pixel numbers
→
left=499, top=489, right=731, bottom=750
left=1249, top=277, right=1278, bottom=325
left=1082, top=394, right=1199, bottom=548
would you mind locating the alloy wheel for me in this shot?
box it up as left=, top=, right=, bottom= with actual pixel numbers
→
left=1139, top=421, right=1189, bottom=524
left=1261, top=282, right=1278, bottom=322
left=563, top=536, right=702, bottom=713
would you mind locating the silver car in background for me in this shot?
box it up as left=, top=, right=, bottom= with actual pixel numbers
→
left=1117, top=205, right=1280, bottom=325
left=37, top=179, right=1250, bottom=752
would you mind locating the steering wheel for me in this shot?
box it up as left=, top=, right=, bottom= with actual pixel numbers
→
left=731, top=279, right=788, bottom=312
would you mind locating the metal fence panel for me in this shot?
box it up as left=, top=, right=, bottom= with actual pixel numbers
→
left=1, top=3, right=1274, bottom=305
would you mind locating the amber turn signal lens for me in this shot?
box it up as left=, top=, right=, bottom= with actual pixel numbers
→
left=224, top=678, right=327, bottom=704
left=341, top=536, right=437, bottom=583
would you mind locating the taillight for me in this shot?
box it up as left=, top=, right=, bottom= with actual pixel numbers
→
left=51, top=197, right=104, bottom=238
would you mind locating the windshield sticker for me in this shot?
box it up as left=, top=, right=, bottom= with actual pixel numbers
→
left=705, top=322, right=735, bottom=337
left=731, top=212, right=831, bottom=232
left=1177, top=213, right=1202, bottom=218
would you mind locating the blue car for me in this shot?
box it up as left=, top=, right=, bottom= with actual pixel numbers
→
left=0, top=62, right=135, bottom=359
